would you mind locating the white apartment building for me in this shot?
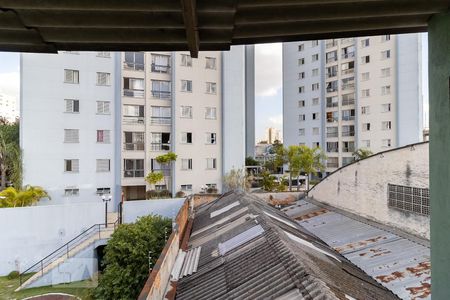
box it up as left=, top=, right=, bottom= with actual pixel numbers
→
left=0, top=91, right=18, bottom=122
left=283, top=34, right=425, bottom=173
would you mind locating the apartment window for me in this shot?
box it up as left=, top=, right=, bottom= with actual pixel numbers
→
left=382, top=121, right=392, bottom=130
left=149, top=54, right=170, bottom=73
left=342, top=141, right=355, bottom=153
left=312, top=113, right=319, bottom=120
left=97, top=130, right=110, bottom=143
left=326, top=50, right=337, bottom=63
left=361, top=55, right=370, bottom=64
left=341, top=45, right=355, bottom=59
left=312, top=68, right=319, bottom=76
left=312, top=54, right=319, bottom=62
left=298, top=86, right=305, bottom=93
left=64, top=129, right=79, bottom=143
left=312, top=127, right=319, bottom=135
left=361, top=72, right=370, bottom=81
left=123, top=105, right=144, bottom=124
left=298, top=100, right=305, bottom=107
left=124, top=132, right=144, bottom=151
left=362, top=123, right=371, bottom=131
left=124, top=52, right=144, bottom=71
left=96, top=159, right=111, bottom=172
left=152, top=80, right=171, bottom=99
left=96, top=72, right=110, bottom=86
left=342, top=93, right=355, bottom=106
left=205, top=107, right=217, bottom=120
left=382, top=139, right=392, bottom=148
left=326, top=65, right=338, bottom=78
left=65, top=99, right=79, bottom=113
left=298, top=58, right=305, bottom=65
left=326, top=111, right=338, bottom=123
left=341, top=109, right=355, bottom=121
left=326, top=127, right=338, bottom=138
left=381, top=85, right=391, bottom=95
left=342, top=157, right=354, bottom=166
left=181, top=184, right=193, bottom=191
left=298, top=72, right=305, bottom=79
left=312, top=98, right=319, bottom=105
left=151, top=159, right=170, bottom=175
left=312, top=40, right=319, bottom=47
left=299, top=114, right=306, bottom=121
left=206, top=133, right=216, bottom=144
left=96, top=187, right=111, bottom=195
left=361, top=38, right=370, bottom=48
left=312, top=83, right=319, bottom=91
left=96, top=101, right=110, bottom=114
left=327, top=157, right=339, bottom=168
left=298, top=44, right=304, bottom=51
left=64, top=159, right=79, bottom=172
left=206, top=158, right=217, bottom=170
left=326, top=80, right=338, bottom=93
left=205, top=57, right=217, bottom=69
left=181, top=80, right=193, bottom=92
left=124, top=159, right=144, bottom=177
left=65, top=188, right=79, bottom=197
left=382, top=103, right=392, bottom=112
left=181, top=159, right=193, bottom=170
left=181, top=106, right=193, bottom=118
left=151, top=132, right=171, bottom=151
left=299, top=128, right=305, bottom=136
left=342, top=125, right=355, bottom=137
left=341, top=61, right=354, bottom=75
left=381, top=50, right=391, bottom=59
left=206, top=82, right=217, bottom=94
left=326, top=39, right=338, bottom=48
left=381, top=35, right=391, bottom=42
left=361, top=106, right=370, bottom=115
left=341, top=77, right=355, bottom=90
left=181, top=54, right=192, bottom=67
left=361, top=140, right=371, bottom=148
left=181, top=132, right=193, bottom=144
left=97, top=52, right=110, bottom=58
left=64, top=69, right=79, bottom=84
left=151, top=106, right=171, bottom=125
left=123, top=77, right=144, bottom=98
left=381, top=67, right=391, bottom=77
left=362, top=89, right=370, bottom=97
left=326, top=142, right=339, bottom=153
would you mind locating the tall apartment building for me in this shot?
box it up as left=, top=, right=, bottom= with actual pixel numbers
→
left=0, top=91, right=18, bottom=122
left=21, top=46, right=254, bottom=205
left=283, top=34, right=425, bottom=173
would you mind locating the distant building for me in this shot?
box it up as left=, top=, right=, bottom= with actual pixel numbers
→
left=0, top=92, right=18, bottom=122
left=265, top=127, right=281, bottom=144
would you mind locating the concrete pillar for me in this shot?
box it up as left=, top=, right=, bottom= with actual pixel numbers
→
left=428, top=12, right=450, bottom=298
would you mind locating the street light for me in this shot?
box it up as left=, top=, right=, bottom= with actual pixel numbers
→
left=102, top=194, right=112, bottom=227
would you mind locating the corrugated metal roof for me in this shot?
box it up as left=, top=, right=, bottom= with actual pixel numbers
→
left=283, top=200, right=431, bottom=300
left=218, top=224, right=264, bottom=255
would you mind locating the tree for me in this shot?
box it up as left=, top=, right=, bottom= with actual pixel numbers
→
left=285, top=145, right=302, bottom=191
left=155, top=152, right=177, bottom=189
left=145, top=171, right=164, bottom=189
left=245, top=156, right=259, bottom=166
left=0, top=119, right=21, bottom=189
left=353, top=148, right=373, bottom=160
left=93, top=215, right=172, bottom=300
left=0, top=185, right=50, bottom=208
left=261, top=170, right=277, bottom=192
left=223, top=168, right=250, bottom=192
left=298, top=145, right=326, bottom=192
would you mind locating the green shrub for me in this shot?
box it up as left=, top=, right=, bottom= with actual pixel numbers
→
left=158, top=190, right=172, bottom=198
left=145, top=190, right=158, bottom=199
left=7, top=270, right=19, bottom=280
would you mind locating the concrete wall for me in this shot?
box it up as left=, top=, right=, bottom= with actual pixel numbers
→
left=309, top=142, right=429, bottom=239
left=122, top=198, right=185, bottom=224
left=0, top=202, right=103, bottom=275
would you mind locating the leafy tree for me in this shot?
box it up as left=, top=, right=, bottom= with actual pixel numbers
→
left=145, top=171, right=164, bottom=188
left=0, top=185, right=50, bottom=208
left=261, top=170, right=277, bottom=192
left=245, top=156, right=259, bottom=166
left=285, top=145, right=302, bottom=191
left=353, top=148, right=373, bottom=160
left=93, top=215, right=172, bottom=300
left=155, top=152, right=177, bottom=189
left=298, top=145, right=326, bottom=191
left=273, top=143, right=286, bottom=174
left=0, top=119, right=21, bottom=189
left=223, top=168, right=250, bottom=192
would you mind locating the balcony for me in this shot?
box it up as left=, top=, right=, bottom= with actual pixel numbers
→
left=341, top=68, right=354, bottom=75
left=327, top=116, right=338, bottom=123
left=327, top=86, right=338, bottom=93
left=342, top=98, right=355, bottom=106
left=343, top=146, right=355, bottom=153
left=326, top=101, right=338, bottom=108
left=124, top=170, right=144, bottom=178
left=326, top=72, right=337, bottom=78
left=326, top=40, right=337, bottom=48
left=341, top=52, right=355, bottom=59
left=123, top=62, right=144, bottom=71
left=152, top=90, right=171, bottom=99
left=327, top=132, right=338, bottom=138
left=151, top=63, right=170, bottom=74
left=151, top=143, right=170, bottom=151
left=326, top=57, right=337, bottom=63
left=123, top=116, right=144, bottom=125
left=123, top=142, right=144, bottom=151
left=151, top=117, right=171, bottom=125
left=342, top=83, right=355, bottom=91
left=124, top=89, right=144, bottom=98
left=342, top=115, right=355, bottom=121
left=327, top=161, right=339, bottom=168
left=342, top=131, right=355, bottom=137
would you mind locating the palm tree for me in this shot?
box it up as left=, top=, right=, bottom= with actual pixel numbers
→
left=353, top=148, right=373, bottom=160
left=0, top=185, right=50, bottom=208
left=298, top=145, right=326, bottom=192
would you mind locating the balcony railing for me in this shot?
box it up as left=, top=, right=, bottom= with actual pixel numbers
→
left=123, top=62, right=144, bottom=71
left=151, top=63, right=171, bottom=73
left=342, top=131, right=355, bottom=137
left=342, top=83, right=355, bottom=91
left=123, top=143, right=144, bottom=151
left=327, top=87, right=338, bottom=93
left=326, top=72, right=337, bottom=78
left=327, top=132, right=338, bottom=138
left=326, top=102, right=338, bottom=108
left=151, top=143, right=170, bottom=151
left=341, top=52, right=355, bottom=59
left=124, top=89, right=144, bottom=98
left=342, top=68, right=354, bottom=75
left=152, top=168, right=171, bottom=176
left=327, top=148, right=339, bottom=153
left=124, top=170, right=144, bottom=177
left=342, top=99, right=355, bottom=106
left=342, top=115, right=355, bottom=121
left=151, top=117, right=171, bottom=125
left=123, top=116, right=144, bottom=125
left=343, top=146, right=355, bottom=153
left=326, top=57, right=337, bottom=63
left=327, top=117, right=338, bottom=123
left=151, top=90, right=171, bottom=99
left=326, top=40, right=338, bottom=48
left=327, top=162, right=339, bottom=168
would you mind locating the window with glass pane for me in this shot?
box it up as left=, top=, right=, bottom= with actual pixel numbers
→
left=326, top=127, right=338, bottom=137
left=64, top=69, right=79, bottom=84
left=205, top=57, right=216, bottom=69
left=206, top=133, right=216, bottom=144
left=96, top=101, right=110, bottom=114
left=181, top=54, right=192, bottom=67
left=342, top=125, right=355, bottom=137
left=123, top=77, right=144, bottom=98
left=123, top=105, right=144, bottom=124
left=181, top=106, right=192, bottom=118
left=151, top=132, right=170, bottom=151
left=326, top=96, right=338, bottom=107
left=124, top=159, right=144, bottom=177
left=206, top=158, right=217, bottom=169
left=341, top=109, right=355, bottom=121
left=206, top=82, right=217, bottom=94
left=97, top=130, right=110, bottom=143
left=151, top=106, right=171, bottom=125
left=181, top=80, right=192, bottom=92
left=65, top=99, right=79, bottom=113
left=152, top=80, right=171, bottom=99
left=182, top=132, right=192, bottom=144
left=181, top=159, right=193, bottom=170
left=205, top=107, right=217, bottom=119
left=151, top=54, right=170, bottom=73
left=124, top=52, right=144, bottom=70
left=124, top=132, right=144, bottom=151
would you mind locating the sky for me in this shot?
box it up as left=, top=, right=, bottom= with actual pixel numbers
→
left=0, top=52, right=20, bottom=100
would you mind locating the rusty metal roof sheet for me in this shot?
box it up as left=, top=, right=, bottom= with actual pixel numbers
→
left=283, top=200, right=431, bottom=300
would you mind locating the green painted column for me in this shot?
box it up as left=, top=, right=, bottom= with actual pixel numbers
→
left=429, top=12, right=450, bottom=299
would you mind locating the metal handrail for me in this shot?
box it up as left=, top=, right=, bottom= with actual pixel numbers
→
left=19, top=220, right=118, bottom=286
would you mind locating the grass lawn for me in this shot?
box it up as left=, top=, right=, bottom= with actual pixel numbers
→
left=0, top=275, right=95, bottom=300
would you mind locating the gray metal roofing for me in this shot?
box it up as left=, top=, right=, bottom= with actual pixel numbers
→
left=282, top=200, right=431, bottom=300
left=175, top=192, right=399, bottom=300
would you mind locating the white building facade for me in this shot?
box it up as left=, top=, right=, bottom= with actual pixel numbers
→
left=0, top=92, right=18, bottom=122
left=283, top=34, right=425, bottom=173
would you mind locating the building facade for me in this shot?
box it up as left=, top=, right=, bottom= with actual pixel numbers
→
left=283, top=34, right=425, bottom=173
left=0, top=91, right=18, bottom=122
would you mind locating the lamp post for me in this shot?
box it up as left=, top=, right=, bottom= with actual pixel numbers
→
left=102, top=194, right=112, bottom=227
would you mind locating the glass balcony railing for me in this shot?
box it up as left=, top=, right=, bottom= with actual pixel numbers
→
left=151, top=63, right=171, bottom=73
left=123, top=143, right=144, bottom=151
left=151, top=90, right=171, bottom=99
left=342, top=83, right=355, bottom=91
left=150, top=143, right=171, bottom=151
left=342, top=131, right=355, bottom=137
left=341, top=68, right=354, bottom=75
left=123, top=62, right=144, bottom=71
left=327, top=132, right=338, bottom=138
left=124, top=89, right=144, bottom=98
left=341, top=52, right=355, bottom=59
left=124, top=170, right=144, bottom=177
left=150, top=117, right=171, bottom=125
left=123, top=116, right=145, bottom=125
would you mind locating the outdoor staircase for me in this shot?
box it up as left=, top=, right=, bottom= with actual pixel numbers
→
left=17, top=213, right=119, bottom=291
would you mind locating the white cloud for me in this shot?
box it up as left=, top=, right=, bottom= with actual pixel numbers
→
left=255, top=43, right=282, bottom=97
left=0, top=71, right=20, bottom=100
left=268, top=114, right=283, bottom=126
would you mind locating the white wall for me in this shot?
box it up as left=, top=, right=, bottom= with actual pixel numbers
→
left=0, top=202, right=103, bottom=275
left=309, top=142, right=429, bottom=239
left=122, top=198, right=185, bottom=224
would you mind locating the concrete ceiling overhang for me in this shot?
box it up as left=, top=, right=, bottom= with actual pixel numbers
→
left=0, top=0, right=449, bottom=57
